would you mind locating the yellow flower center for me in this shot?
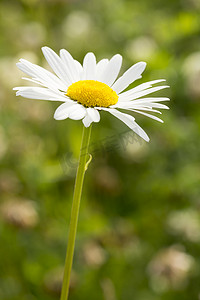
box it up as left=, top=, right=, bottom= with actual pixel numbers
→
left=66, top=80, right=118, bottom=108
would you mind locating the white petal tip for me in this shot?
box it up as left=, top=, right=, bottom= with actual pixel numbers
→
left=59, top=49, right=66, bottom=55
left=83, top=123, right=90, bottom=128
left=138, top=61, right=147, bottom=69
left=87, top=51, right=95, bottom=56
left=41, top=46, right=51, bottom=54
left=162, top=97, right=170, bottom=101
left=54, top=115, right=65, bottom=121
left=115, top=54, right=122, bottom=58
left=53, top=111, right=63, bottom=120
left=141, top=133, right=150, bottom=142
left=141, top=135, right=150, bottom=142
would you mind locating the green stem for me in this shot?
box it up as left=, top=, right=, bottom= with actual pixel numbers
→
left=60, top=125, right=92, bottom=300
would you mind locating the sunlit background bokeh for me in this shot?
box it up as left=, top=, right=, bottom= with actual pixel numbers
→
left=1, top=0, right=200, bottom=299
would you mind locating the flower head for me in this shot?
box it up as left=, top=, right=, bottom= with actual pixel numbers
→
left=14, top=47, right=170, bottom=141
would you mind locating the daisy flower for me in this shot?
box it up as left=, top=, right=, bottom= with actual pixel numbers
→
left=14, top=47, right=169, bottom=142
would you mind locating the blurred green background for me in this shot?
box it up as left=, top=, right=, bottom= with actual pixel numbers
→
left=1, top=0, right=200, bottom=299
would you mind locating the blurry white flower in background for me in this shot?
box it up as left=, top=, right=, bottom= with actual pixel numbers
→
left=0, top=199, right=39, bottom=229
left=119, top=130, right=148, bottom=162
left=62, top=11, right=93, bottom=39
left=81, top=240, right=107, bottom=268
left=167, top=209, right=200, bottom=242
left=125, top=36, right=158, bottom=61
left=0, top=52, right=38, bottom=89
left=19, top=22, right=46, bottom=49
left=147, top=245, right=195, bottom=293
left=182, top=52, right=200, bottom=99
left=43, top=267, right=78, bottom=296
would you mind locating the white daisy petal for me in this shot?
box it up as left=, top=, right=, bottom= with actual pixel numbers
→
left=82, top=115, right=92, bottom=127
left=144, top=103, right=169, bottom=110
left=132, top=107, right=162, bottom=114
left=119, top=85, right=169, bottom=101
left=68, top=105, right=86, bottom=120
left=42, top=47, right=74, bottom=85
left=13, top=86, right=70, bottom=102
left=111, top=62, right=146, bottom=94
left=17, top=59, right=67, bottom=91
left=129, top=109, right=164, bottom=123
left=128, top=101, right=169, bottom=110
left=114, top=98, right=170, bottom=110
left=59, top=49, right=81, bottom=82
left=131, top=97, right=170, bottom=103
left=73, top=60, right=83, bottom=78
left=82, top=52, right=96, bottom=80
left=54, top=103, right=86, bottom=120
left=21, top=77, right=64, bottom=93
left=114, top=102, right=162, bottom=114
left=102, top=108, right=149, bottom=142
left=118, top=79, right=166, bottom=100
left=54, top=102, right=74, bottom=120
left=99, top=54, right=122, bottom=86
left=96, top=59, right=109, bottom=80
left=82, top=108, right=100, bottom=127
left=87, top=107, right=100, bottom=122
left=130, top=106, right=162, bottom=113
